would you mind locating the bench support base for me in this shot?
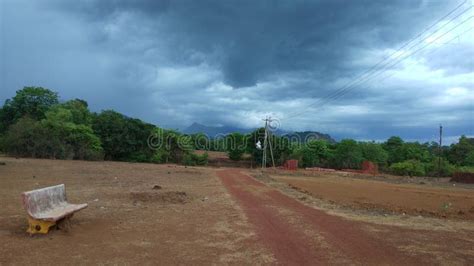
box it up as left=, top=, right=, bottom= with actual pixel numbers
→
left=26, top=217, right=56, bottom=235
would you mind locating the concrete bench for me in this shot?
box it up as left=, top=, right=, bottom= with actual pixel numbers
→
left=21, top=184, right=87, bottom=234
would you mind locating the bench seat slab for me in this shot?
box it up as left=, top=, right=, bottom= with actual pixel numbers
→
left=32, top=203, right=88, bottom=221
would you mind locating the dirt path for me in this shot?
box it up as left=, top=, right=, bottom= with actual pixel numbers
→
left=217, top=169, right=430, bottom=265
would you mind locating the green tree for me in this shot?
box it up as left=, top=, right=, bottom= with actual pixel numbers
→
left=0, top=87, right=59, bottom=132
left=390, top=160, right=426, bottom=177
left=399, top=142, right=432, bottom=163
left=2, top=117, right=39, bottom=157
left=465, top=151, right=474, bottom=166
left=247, top=128, right=266, bottom=165
left=2, top=107, right=102, bottom=160
left=247, top=128, right=292, bottom=166
left=226, top=133, right=247, bottom=161
left=448, top=135, right=474, bottom=166
left=92, top=110, right=154, bottom=161
left=383, top=136, right=404, bottom=164
left=190, top=133, right=211, bottom=150
left=40, top=106, right=102, bottom=159
left=148, top=128, right=194, bottom=163
left=333, top=139, right=363, bottom=169
left=293, top=140, right=330, bottom=168
left=424, top=158, right=455, bottom=177
left=61, top=99, right=92, bottom=125
left=183, top=152, right=209, bottom=166
left=359, top=141, right=388, bottom=166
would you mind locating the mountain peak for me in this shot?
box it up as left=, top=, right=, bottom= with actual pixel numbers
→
left=183, top=122, right=250, bottom=137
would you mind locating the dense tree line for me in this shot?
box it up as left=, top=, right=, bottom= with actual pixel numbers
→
left=223, top=130, right=474, bottom=177
left=0, top=87, right=207, bottom=165
left=1, top=87, right=473, bottom=176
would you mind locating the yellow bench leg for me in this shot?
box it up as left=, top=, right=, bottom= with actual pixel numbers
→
left=27, top=217, right=56, bottom=235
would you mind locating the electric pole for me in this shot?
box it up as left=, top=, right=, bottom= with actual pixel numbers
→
left=438, top=124, right=443, bottom=177
left=261, top=117, right=276, bottom=169
left=262, top=118, right=268, bottom=169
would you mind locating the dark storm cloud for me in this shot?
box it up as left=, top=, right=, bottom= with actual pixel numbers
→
left=1, top=0, right=472, bottom=142
left=53, top=0, right=451, bottom=88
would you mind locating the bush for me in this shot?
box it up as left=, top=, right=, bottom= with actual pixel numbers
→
left=183, top=152, right=208, bottom=166
left=332, top=139, right=363, bottom=169
left=465, top=151, right=474, bottom=166
left=127, top=152, right=149, bottom=163
left=226, top=133, right=247, bottom=161
left=292, top=140, right=330, bottom=168
left=3, top=113, right=103, bottom=160
left=150, top=150, right=166, bottom=164
left=456, top=166, right=474, bottom=173
left=0, top=87, right=59, bottom=133
left=390, top=160, right=425, bottom=177
left=424, top=158, right=455, bottom=177
left=359, top=142, right=388, bottom=167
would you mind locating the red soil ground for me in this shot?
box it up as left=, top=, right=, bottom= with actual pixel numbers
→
left=274, top=174, right=474, bottom=220
left=217, top=169, right=474, bottom=265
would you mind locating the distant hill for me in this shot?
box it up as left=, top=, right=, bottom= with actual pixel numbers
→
left=283, top=131, right=336, bottom=143
left=183, top=123, right=334, bottom=143
left=183, top=122, right=289, bottom=138
left=183, top=122, right=251, bottom=137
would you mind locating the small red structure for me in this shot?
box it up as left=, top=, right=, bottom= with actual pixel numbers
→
left=283, top=160, right=298, bottom=170
left=342, top=161, right=379, bottom=175
left=451, top=172, right=474, bottom=184
left=361, top=161, right=378, bottom=174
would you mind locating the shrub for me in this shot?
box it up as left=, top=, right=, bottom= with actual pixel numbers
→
left=390, top=160, right=425, bottom=177
left=465, top=151, right=474, bottom=166
left=127, top=152, right=149, bottom=163
left=359, top=142, right=388, bottom=166
left=151, top=150, right=166, bottom=163
left=424, top=158, right=455, bottom=177
left=226, top=133, right=246, bottom=161
left=183, top=152, right=208, bottom=166
left=332, top=139, right=363, bottom=169
left=456, top=166, right=474, bottom=173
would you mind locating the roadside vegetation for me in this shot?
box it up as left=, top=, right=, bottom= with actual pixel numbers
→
left=0, top=87, right=207, bottom=165
left=1, top=87, right=473, bottom=176
left=225, top=133, right=473, bottom=177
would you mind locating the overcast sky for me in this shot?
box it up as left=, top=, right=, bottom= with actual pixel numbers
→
left=1, top=0, right=473, bottom=142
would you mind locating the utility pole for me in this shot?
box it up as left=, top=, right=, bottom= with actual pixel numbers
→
left=262, top=118, right=268, bottom=169
left=438, top=124, right=443, bottom=177
left=268, top=128, right=276, bottom=168
left=261, top=117, right=276, bottom=169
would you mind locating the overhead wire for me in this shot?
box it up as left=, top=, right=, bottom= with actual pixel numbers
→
left=280, top=1, right=472, bottom=121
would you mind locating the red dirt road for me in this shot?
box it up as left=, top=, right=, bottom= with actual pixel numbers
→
left=217, top=169, right=424, bottom=265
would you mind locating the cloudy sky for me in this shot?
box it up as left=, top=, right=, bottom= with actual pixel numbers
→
left=1, top=0, right=473, bottom=142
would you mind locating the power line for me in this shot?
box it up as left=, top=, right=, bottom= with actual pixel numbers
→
left=281, top=1, right=472, bottom=120
left=313, top=14, right=473, bottom=110
left=283, top=4, right=472, bottom=120
left=284, top=17, right=473, bottom=119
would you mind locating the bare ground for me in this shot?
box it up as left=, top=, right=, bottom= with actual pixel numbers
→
left=221, top=169, right=474, bottom=265
left=1, top=157, right=473, bottom=264
left=270, top=173, right=474, bottom=220
left=0, top=157, right=273, bottom=265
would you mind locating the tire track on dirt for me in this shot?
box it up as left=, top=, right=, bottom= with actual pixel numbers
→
left=217, top=169, right=423, bottom=265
